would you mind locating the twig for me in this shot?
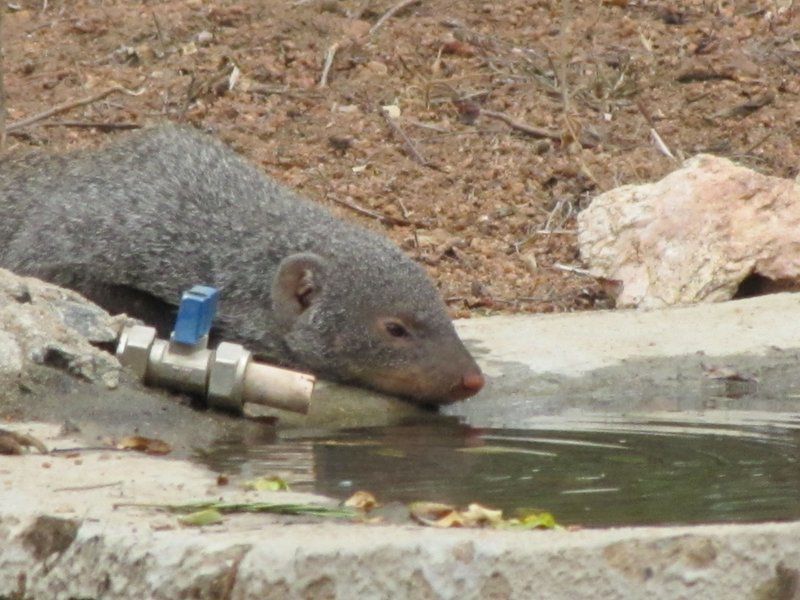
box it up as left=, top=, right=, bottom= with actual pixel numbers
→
left=330, top=195, right=420, bottom=227
left=151, top=10, right=167, bottom=49
left=369, top=0, right=421, bottom=35
left=543, top=195, right=574, bottom=232
left=532, top=229, right=577, bottom=235
left=49, top=446, right=126, bottom=453
left=396, top=198, right=410, bottom=219
left=7, top=85, right=144, bottom=133
left=381, top=109, right=437, bottom=169
left=404, top=119, right=449, bottom=133
left=743, top=130, right=774, bottom=155
left=516, top=296, right=559, bottom=303
left=247, top=84, right=320, bottom=100
left=551, top=263, right=594, bottom=277
left=636, top=99, right=677, bottom=162
left=319, top=42, right=339, bottom=88
left=54, top=481, right=124, bottom=492
left=649, top=128, right=675, bottom=161
left=41, top=120, right=142, bottom=131
left=480, top=109, right=562, bottom=141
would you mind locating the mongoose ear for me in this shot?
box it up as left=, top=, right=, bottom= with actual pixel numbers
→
left=271, top=252, right=328, bottom=327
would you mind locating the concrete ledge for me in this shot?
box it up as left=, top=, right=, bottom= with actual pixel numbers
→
left=5, top=517, right=800, bottom=600
left=448, top=293, right=800, bottom=425
left=0, top=425, right=798, bottom=600
left=458, top=292, right=800, bottom=377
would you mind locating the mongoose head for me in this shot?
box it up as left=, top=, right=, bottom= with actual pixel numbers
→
left=270, top=252, right=485, bottom=404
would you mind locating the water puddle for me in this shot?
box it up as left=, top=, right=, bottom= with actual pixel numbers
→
left=195, top=410, right=800, bottom=528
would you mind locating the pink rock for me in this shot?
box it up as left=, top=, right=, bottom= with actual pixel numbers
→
left=578, top=154, right=800, bottom=307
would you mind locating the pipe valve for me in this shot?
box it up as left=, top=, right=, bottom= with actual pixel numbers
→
left=116, top=285, right=314, bottom=414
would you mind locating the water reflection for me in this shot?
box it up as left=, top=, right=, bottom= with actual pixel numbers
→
left=194, top=412, right=800, bottom=527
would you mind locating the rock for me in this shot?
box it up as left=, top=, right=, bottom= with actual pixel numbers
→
left=0, top=331, right=23, bottom=379
left=0, top=268, right=127, bottom=390
left=578, top=154, right=800, bottom=308
left=196, top=30, right=213, bottom=45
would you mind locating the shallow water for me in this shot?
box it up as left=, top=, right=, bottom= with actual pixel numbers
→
left=195, top=410, right=800, bottom=527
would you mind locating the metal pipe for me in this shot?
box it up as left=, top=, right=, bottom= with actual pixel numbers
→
left=117, top=324, right=313, bottom=414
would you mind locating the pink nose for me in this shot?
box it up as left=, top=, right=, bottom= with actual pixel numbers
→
left=447, top=370, right=485, bottom=401
left=462, top=371, right=485, bottom=392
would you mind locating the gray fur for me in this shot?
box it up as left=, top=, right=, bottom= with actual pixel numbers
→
left=0, top=125, right=483, bottom=403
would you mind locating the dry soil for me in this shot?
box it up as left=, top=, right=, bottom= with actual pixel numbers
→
left=4, top=0, right=798, bottom=318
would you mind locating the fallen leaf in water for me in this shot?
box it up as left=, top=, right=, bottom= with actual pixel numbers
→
left=409, top=502, right=462, bottom=527
left=344, top=491, right=378, bottom=511
left=243, top=476, right=290, bottom=492
left=461, top=503, right=504, bottom=526
left=512, top=511, right=559, bottom=530
left=430, top=510, right=465, bottom=528
left=117, top=436, right=172, bottom=455
left=410, top=501, right=561, bottom=530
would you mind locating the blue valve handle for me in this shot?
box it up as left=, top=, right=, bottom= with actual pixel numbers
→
left=172, top=285, right=219, bottom=345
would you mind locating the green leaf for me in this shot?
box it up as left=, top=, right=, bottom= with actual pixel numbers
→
left=508, top=511, right=560, bottom=530
left=178, top=508, right=224, bottom=527
left=162, top=500, right=357, bottom=519
left=243, top=476, right=291, bottom=492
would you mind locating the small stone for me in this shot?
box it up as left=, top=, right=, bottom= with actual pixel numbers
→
left=364, top=60, right=388, bottom=76
left=101, top=369, right=121, bottom=389
left=381, top=104, right=401, bottom=119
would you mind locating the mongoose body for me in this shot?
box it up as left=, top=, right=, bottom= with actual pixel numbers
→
left=0, top=125, right=484, bottom=403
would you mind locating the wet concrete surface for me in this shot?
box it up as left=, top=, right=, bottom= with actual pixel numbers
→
left=0, top=363, right=426, bottom=460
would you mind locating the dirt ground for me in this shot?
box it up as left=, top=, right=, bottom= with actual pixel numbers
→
left=3, top=0, right=798, bottom=318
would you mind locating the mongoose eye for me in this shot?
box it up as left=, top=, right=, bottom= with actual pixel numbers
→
left=384, top=320, right=410, bottom=338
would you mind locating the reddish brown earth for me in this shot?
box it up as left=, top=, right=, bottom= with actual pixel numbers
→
left=3, top=0, right=798, bottom=318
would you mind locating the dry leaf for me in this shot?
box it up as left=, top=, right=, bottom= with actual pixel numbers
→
left=344, top=490, right=379, bottom=511
left=117, top=436, right=172, bottom=455
left=0, top=429, right=48, bottom=455
left=409, top=501, right=460, bottom=527
left=461, top=503, right=504, bottom=526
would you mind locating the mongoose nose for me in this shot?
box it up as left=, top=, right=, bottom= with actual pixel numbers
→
left=462, top=371, right=485, bottom=393
left=446, top=370, right=485, bottom=401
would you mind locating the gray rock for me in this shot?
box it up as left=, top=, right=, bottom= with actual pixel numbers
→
left=0, top=268, right=123, bottom=390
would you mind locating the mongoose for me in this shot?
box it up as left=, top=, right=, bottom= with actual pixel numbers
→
left=0, top=125, right=484, bottom=404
